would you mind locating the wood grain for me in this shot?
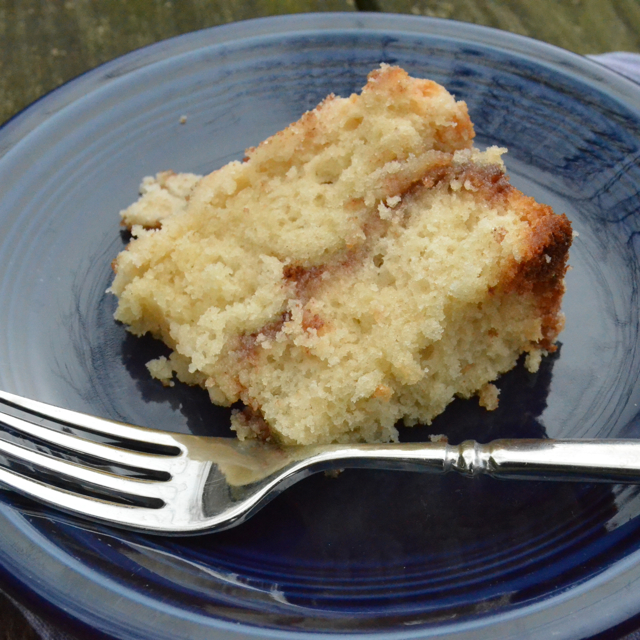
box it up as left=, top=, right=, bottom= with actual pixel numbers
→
left=378, top=0, right=640, bottom=54
left=0, top=0, right=355, bottom=125
left=2, top=0, right=639, bottom=126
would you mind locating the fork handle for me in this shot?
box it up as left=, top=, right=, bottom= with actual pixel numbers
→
left=322, top=439, right=640, bottom=483
left=447, top=439, right=640, bottom=483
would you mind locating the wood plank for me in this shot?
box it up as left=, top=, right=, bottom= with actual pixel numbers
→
left=377, top=0, right=640, bottom=54
left=0, top=0, right=355, bottom=125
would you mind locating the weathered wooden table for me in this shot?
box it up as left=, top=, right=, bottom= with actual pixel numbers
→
left=2, top=0, right=639, bottom=128
left=1, top=1, right=639, bottom=638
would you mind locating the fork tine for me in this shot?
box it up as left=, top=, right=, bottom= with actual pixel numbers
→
left=0, top=437, right=168, bottom=500
left=0, top=390, right=180, bottom=448
left=0, top=465, right=172, bottom=531
left=0, top=411, right=181, bottom=473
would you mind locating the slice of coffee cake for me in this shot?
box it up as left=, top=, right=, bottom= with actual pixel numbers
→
left=110, top=65, right=571, bottom=445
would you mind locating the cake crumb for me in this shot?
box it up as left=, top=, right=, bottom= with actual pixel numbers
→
left=386, top=195, right=401, bottom=208
left=478, top=383, right=500, bottom=411
left=525, top=348, right=547, bottom=373
left=146, top=356, right=175, bottom=387
left=120, top=170, right=202, bottom=228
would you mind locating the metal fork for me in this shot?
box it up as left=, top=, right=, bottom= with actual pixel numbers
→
left=2, top=389, right=640, bottom=535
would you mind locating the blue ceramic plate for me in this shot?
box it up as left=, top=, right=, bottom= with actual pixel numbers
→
left=1, top=12, right=640, bottom=640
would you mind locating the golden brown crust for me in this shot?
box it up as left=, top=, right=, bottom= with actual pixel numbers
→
left=366, top=66, right=475, bottom=151
left=501, top=197, right=572, bottom=350
left=416, top=156, right=572, bottom=351
left=242, top=65, right=474, bottom=169
left=244, top=94, right=338, bottom=161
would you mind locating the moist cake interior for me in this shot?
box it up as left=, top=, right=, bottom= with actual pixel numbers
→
left=110, top=65, right=572, bottom=445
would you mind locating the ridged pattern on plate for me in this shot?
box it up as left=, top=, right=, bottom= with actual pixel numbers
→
left=1, top=13, right=640, bottom=640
